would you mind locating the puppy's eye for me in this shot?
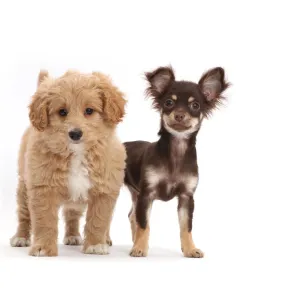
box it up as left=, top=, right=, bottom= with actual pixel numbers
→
left=58, top=108, right=68, bottom=116
left=85, top=108, right=94, bottom=115
left=190, top=102, right=200, bottom=111
left=164, top=99, right=174, bottom=108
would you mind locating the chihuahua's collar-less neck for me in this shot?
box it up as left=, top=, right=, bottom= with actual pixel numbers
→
left=158, top=124, right=198, bottom=148
left=157, top=125, right=198, bottom=171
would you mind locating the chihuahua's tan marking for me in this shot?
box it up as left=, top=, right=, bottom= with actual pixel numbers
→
left=130, top=224, right=150, bottom=257
left=130, top=204, right=152, bottom=256
left=188, top=96, right=195, bottom=103
left=178, top=207, right=204, bottom=258
left=171, top=94, right=177, bottom=100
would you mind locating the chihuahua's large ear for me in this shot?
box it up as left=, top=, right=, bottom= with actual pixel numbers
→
left=199, top=67, right=229, bottom=105
left=93, top=72, right=126, bottom=124
left=145, top=66, right=175, bottom=99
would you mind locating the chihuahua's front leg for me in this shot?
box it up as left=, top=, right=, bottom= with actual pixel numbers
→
left=130, top=190, right=153, bottom=257
left=178, top=194, right=204, bottom=258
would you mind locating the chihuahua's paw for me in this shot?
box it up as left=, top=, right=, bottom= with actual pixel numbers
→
left=130, top=246, right=148, bottom=257
left=83, top=243, right=109, bottom=255
left=183, top=248, right=204, bottom=258
left=63, top=235, right=83, bottom=246
left=29, top=244, right=58, bottom=257
left=10, top=236, right=31, bottom=247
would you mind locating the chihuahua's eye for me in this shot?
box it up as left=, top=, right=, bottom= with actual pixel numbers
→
left=85, top=108, right=94, bottom=115
left=164, top=99, right=174, bottom=108
left=190, top=102, right=200, bottom=111
left=58, top=108, right=68, bottom=116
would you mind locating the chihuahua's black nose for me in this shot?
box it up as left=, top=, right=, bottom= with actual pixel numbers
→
left=174, top=112, right=185, bottom=122
left=69, top=129, right=83, bottom=141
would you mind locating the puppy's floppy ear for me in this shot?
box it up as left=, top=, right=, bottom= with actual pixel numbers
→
left=29, top=91, right=48, bottom=131
left=29, top=70, right=49, bottom=131
left=92, top=72, right=126, bottom=124
left=145, top=66, right=175, bottom=99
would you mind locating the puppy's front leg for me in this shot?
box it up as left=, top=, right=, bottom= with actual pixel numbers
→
left=83, top=193, right=116, bottom=255
left=29, top=188, right=60, bottom=257
left=130, top=191, right=153, bottom=257
left=178, top=195, right=204, bottom=258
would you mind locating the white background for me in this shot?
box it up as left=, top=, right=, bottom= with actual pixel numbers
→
left=0, top=0, right=299, bottom=299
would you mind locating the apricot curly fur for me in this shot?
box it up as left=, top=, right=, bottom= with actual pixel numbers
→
left=11, top=70, right=126, bottom=256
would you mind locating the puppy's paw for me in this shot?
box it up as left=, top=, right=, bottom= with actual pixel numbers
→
left=29, top=244, right=58, bottom=257
left=183, top=248, right=204, bottom=258
left=83, top=243, right=109, bottom=255
left=130, top=246, right=148, bottom=257
left=10, top=236, right=31, bottom=247
left=63, top=235, right=83, bottom=246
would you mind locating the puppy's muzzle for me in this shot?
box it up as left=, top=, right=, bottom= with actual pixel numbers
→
left=69, top=128, right=83, bottom=141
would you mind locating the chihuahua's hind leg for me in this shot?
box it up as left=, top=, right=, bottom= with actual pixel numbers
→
left=10, top=180, right=31, bottom=247
left=130, top=189, right=154, bottom=257
left=128, top=187, right=138, bottom=242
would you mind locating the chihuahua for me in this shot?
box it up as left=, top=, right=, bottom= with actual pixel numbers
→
left=124, top=66, right=229, bottom=257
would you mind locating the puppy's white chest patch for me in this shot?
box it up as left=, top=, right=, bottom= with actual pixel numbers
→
left=68, top=144, right=91, bottom=201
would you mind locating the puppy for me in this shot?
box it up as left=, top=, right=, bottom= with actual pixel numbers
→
left=124, top=66, right=229, bottom=257
left=10, top=70, right=126, bottom=256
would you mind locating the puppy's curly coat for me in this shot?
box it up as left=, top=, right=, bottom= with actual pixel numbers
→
left=10, top=70, right=126, bottom=256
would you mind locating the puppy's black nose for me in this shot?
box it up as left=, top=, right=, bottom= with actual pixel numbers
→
left=174, top=113, right=185, bottom=122
left=69, top=129, right=83, bottom=141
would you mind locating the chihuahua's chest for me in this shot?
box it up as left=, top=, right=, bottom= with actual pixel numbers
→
left=68, top=144, right=92, bottom=201
left=145, top=139, right=198, bottom=200
left=146, top=166, right=198, bottom=201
